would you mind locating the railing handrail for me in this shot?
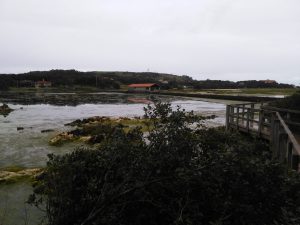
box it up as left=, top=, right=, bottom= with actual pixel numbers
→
left=276, top=112, right=300, bottom=156
left=227, top=102, right=253, bottom=107
left=226, top=102, right=300, bottom=171
left=262, top=106, right=300, bottom=115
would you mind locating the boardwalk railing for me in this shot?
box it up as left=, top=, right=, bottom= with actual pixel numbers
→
left=226, top=103, right=300, bottom=171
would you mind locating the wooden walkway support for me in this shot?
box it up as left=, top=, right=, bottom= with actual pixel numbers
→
left=226, top=103, right=300, bottom=171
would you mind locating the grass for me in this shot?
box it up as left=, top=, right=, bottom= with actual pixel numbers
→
left=236, top=88, right=299, bottom=95
left=174, top=88, right=300, bottom=96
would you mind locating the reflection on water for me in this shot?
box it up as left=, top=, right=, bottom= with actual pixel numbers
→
left=0, top=182, right=45, bottom=225
left=0, top=92, right=173, bottom=106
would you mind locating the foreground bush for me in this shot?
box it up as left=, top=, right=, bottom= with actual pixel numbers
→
left=29, top=102, right=300, bottom=225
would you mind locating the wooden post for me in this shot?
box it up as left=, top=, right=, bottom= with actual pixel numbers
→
left=271, top=114, right=279, bottom=158
left=279, top=133, right=287, bottom=162
left=242, top=104, right=245, bottom=126
left=287, top=142, right=293, bottom=169
left=226, top=105, right=230, bottom=130
left=246, top=109, right=250, bottom=132
left=258, top=110, right=263, bottom=135
left=236, top=107, right=240, bottom=129
left=275, top=121, right=281, bottom=159
left=292, top=154, right=300, bottom=171
left=286, top=112, right=291, bottom=120
left=250, top=103, right=254, bottom=127
left=230, top=106, right=234, bottom=124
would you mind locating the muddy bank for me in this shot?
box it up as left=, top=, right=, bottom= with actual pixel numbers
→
left=0, top=92, right=167, bottom=106
left=49, top=114, right=217, bottom=146
left=153, top=91, right=278, bottom=102
left=0, top=167, right=42, bottom=185
left=49, top=116, right=151, bottom=146
left=0, top=90, right=277, bottom=106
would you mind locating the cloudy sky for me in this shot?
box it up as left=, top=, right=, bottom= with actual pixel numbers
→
left=0, top=0, right=299, bottom=84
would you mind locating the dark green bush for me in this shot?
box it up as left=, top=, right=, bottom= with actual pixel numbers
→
left=29, top=102, right=300, bottom=225
left=269, top=92, right=300, bottom=110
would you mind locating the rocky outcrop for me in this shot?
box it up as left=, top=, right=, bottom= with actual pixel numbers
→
left=49, top=132, right=78, bottom=145
left=0, top=103, right=13, bottom=116
left=50, top=116, right=148, bottom=146
left=0, top=168, right=43, bottom=184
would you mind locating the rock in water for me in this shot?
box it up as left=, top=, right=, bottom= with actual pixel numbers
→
left=0, top=103, right=14, bottom=116
left=41, top=129, right=55, bottom=133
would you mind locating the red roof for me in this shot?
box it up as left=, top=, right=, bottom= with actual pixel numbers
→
left=128, top=83, right=158, bottom=88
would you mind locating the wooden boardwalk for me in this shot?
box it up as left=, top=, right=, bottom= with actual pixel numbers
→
left=226, top=103, right=300, bottom=171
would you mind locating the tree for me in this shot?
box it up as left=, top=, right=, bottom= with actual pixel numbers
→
left=0, top=79, right=9, bottom=90
left=29, top=102, right=300, bottom=225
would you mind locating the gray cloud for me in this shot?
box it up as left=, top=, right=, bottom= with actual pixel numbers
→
left=0, top=0, right=299, bottom=84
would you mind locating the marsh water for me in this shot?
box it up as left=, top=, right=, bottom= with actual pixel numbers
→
left=0, top=92, right=227, bottom=225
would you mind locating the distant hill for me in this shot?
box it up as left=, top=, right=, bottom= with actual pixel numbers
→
left=0, top=69, right=295, bottom=90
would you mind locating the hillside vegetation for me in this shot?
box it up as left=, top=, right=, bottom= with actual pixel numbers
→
left=0, top=69, right=295, bottom=91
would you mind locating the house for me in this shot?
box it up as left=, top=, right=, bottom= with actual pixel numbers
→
left=35, top=79, right=52, bottom=88
left=128, top=83, right=160, bottom=92
left=259, top=79, right=277, bottom=84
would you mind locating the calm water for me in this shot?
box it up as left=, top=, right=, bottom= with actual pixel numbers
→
left=0, top=99, right=225, bottom=168
left=0, top=94, right=226, bottom=225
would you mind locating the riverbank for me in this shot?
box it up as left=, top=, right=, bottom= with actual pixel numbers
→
left=0, top=167, right=42, bottom=184
left=1, top=87, right=297, bottom=105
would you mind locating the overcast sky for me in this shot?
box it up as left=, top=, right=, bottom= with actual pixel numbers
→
left=0, top=0, right=299, bottom=84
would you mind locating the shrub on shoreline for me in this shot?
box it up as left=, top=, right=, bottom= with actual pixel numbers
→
left=269, top=91, right=300, bottom=110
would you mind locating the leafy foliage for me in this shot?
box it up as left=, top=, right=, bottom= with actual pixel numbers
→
left=0, top=79, right=9, bottom=90
left=269, top=91, right=300, bottom=110
left=29, top=102, right=300, bottom=225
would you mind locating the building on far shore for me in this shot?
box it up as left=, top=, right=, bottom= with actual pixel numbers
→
left=259, top=79, right=277, bottom=84
left=35, top=79, right=52, bottom=88
left=128, top=83, right=160, bottom=92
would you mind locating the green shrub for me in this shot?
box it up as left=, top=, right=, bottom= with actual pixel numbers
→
left=269, top=92, right=300, bottom=110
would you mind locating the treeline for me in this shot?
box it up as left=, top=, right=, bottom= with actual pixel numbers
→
left=194, top=79, right=294, bottom=89
left=0, top=70, right=120, bottom=90
left=0, top=69, right=295, bottom=90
